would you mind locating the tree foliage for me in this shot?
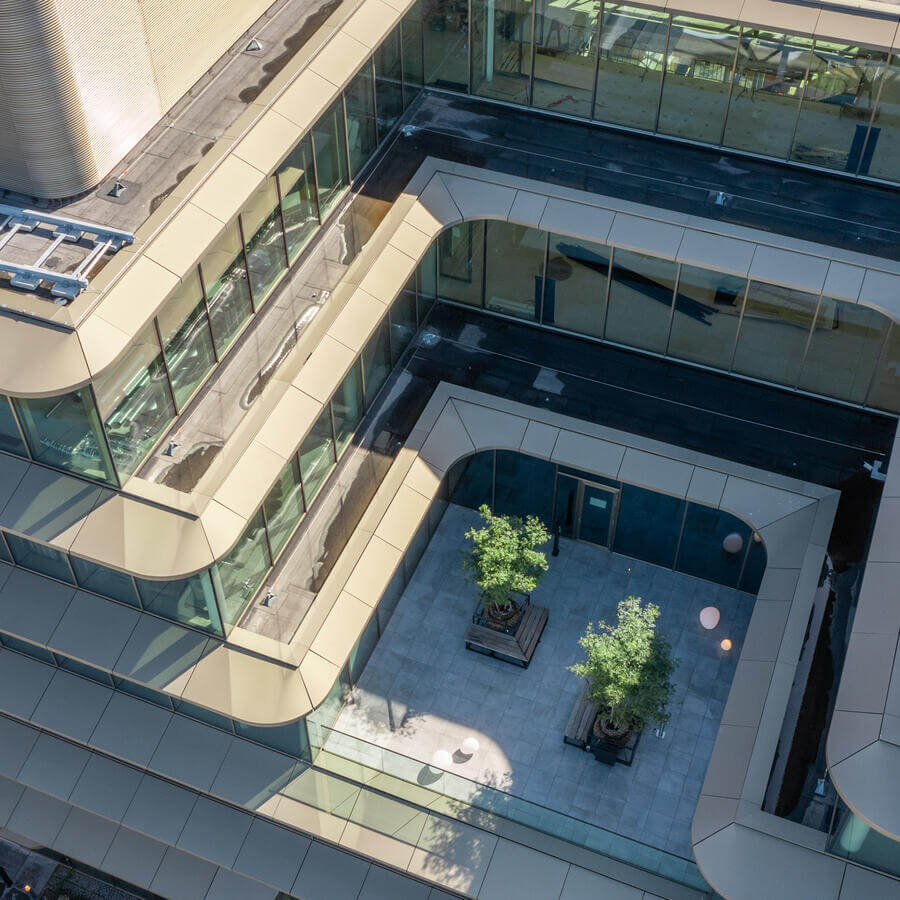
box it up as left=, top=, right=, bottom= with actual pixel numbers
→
left=569, top=596, right=676, bottom=734
left=463, top=505, right=550, bottom=613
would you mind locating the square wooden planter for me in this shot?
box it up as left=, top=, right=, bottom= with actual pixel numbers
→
left=465, top=596, right=548, bottom=668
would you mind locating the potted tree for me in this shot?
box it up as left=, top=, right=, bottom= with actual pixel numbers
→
left=464, top=504, right=550, bottom=632
left=569, top=596, right=676, bottom=763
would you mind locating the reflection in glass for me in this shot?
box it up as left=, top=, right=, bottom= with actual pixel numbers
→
left=542, top=232, right=609, bottom=336
left=362, top=318, right=391, bottom=406
left=214, top=509, right=271, bottom=631
left=791, top=41, right=885, bottom=172
left=135, top=570, right=223, bottom=635
left=594, top=4, right=668, bottom=130
left=731, top=281, right=818, bottom=386
left=418, top=242, right=438, bottom=322
left=241, top=176, right=288, bottom=305
left=605, top=249, right=676, bottom=353
left=375, top=26, right=404, bottom=135
left=70, top=556, right=140, bottom=607
left=532, top=0, right=600, bottom=119
left=332, top=359, right=365, bottom=456
left=740, top=532, right=766, bottom=594
left=236, top=718, right=311, bottom=759
left=867, top=323, right=900, bottom=413
left=349, top=612, right=379, bottom=682
left=13, top=390, right=116, bottom=485
left=657, top=16, right=740, bottom=143
left=438, top=221, right=484, bottom=307
left=402, top=0, right=425, bottom=103
left=423, top=0, right=470, bottom=91
left=447, top=450, right=494, bottom=508
left=4, top=533, right=74, bottom=584
left=613, top=483, right=684, bottom=568
left=675, top=503, right=750, bottom=588
left=798, top=297, right=890, bottom=404
left=277, top=135, right=320, bottom=262
left=471, top=0, right=534, bottom=104
left=157, top=271, right=216, bottom=410
left=667, top=265, right=745, bottom=369
left=864, top=58, right=900, bottom=181
left=263, top=457, right=305, bottom=559
left=312, top=98, right=350, bottom=218
left=723, top=30, right=811, bottom=159
left=345, top=61, right=379, bottom=179
left=390, top=286, right=418, bottom=364
left=300, top=405, right=336, bottom=505
left=0, top=535, right=10, bottom=564
left=94, top=325, right=176, bottom=478
left=201, top=220, right=254, bottom=355
left=0, top=397, right=27, bottom=458
left=484, top=220, right=545, bottom=321
left=494, top=450, right=554, bottom=523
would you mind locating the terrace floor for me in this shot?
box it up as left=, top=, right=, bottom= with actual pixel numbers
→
left=334, top=504, right=755, bottom=859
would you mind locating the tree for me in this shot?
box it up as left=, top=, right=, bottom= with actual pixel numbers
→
left=569, top=596, right=676, bottom=735
left=464, top=505, right=550, bottom=615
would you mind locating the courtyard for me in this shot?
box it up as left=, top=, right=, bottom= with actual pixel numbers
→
left=333, top=504, right=756, bottom=859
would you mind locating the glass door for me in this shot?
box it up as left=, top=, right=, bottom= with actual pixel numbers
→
left=553, top=473, right=619, bottom=548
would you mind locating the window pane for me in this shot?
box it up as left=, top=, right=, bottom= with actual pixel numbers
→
left=740, top=533, right=766, bottom=594
left=418, top=242, right=437, bottom=321
left=277, top=135, right=320, bottom=262
left=5, top=533, right=74, bottom=583
left=70, top=556, right=140, bottom=607
left=867, top=324, right=900, bottom=413
left=447, top=450, right=494, bottom=508
left=0, top=396, right=27, bottom=458
left=438, top=221, right=484, bottom=307
left=349, top=613, right=379, bottom=682
left=613, top=483, right=684, bottom=568
left=471, top=0, right=534, bottom=104
left=791, top=41, right=885, bottom=173
left=667, top=265, right=745, bottom=369
left=345, top=62, right=379, bottom=179
left=494, top=450, right=555, bottom=524
left=390, top=284, right=418, bottom=364
left=375, top=27, right=404, bottom=136
left=214, top=509, right=271, bottom=632
left=864, top=58, right=900, bottom=181
left=532, top=0, right=600, bottom=119
left=312, top=99, right=349, bottom=218
left=0, top=537, right=10, bottom=564
left=235, top=718, right=310, bottom=759
left=723, top=30, right=811, bottom=159
left=484, top=220, right=545, bottom=321
left=604, top=249, right=676, bottom=353
left=135, top=571, right=223, bottom=635
left=423, top=0, right=469, bottom=91
left=94, top=324, right=176, bottom=478
left=542, top=233, right=609, bottom=337
left=241, top=176, right=288, bottom=305
left=594, top=4, right=668, bottom=130
left=402, top=0, right=425, bottom=102
left=201, top=220, right=254, bottom=355
left=675, top=504, right=751, bottom=588
left=57, top=654, right=112, bottom=687
left=332, top=359, right=365, bottom=456
left=798, top=297, right=890, bottom=404
left=263, top=457, right=305, bottom=559
left=657, top=16, right=740, bottom=143
left=362, top=319, right=391, bottom=406
left=157, top=271, right=216, bottom=409
left=112, top=675, right=173, bottom=709
left=731, top=281, right=819, bottom=387
left=13, top=390, right=116, bottom=485
left=300, top=406, right=336, bottom=504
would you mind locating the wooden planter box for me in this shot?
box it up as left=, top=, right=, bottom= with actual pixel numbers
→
left=465, top=596, right=548, bottom=668
left=563, top=679, right=641, bottom=765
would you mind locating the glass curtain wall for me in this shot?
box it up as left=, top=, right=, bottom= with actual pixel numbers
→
left=263, top=457, right=305, bottom=559
left=0, top=397, right=27, bottom=459
left=312, top=98, right=350, bottom=217
left=542, top=233, right=610, bottom=336
left=423, top=0, right=470, bottom=90
left=437, top=221, right=485, bottom=307
left=200, top=221, right=254, bottom=355
left=277, top=135, right=321, bottom=262
left=402, top=0, right=426, bottom=101
left=135, top=571, right=223, bottom=636
left=241, top=177, right=288, bottom=305
left=483, top=221, right=546, bottom=321
left=213, top=509, right=272, bottom=631
left=866, top=57, right=900, bottom=179
left=345, top=61, right=379, bottom=179
left=375, top=26, right=405, bottom=133
left=471, top=0, right=534, bottom=104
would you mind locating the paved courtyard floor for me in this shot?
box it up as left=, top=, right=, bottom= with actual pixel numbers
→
left=334, top=504, right=755, bottom=859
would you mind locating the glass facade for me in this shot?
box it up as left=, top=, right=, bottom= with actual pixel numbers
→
left=332, top=360, right=365, bottom=456
left=312, top=98, right=350, bottom=218
left=423, top=0, right=470, bottom=91
left=277, top=135, right=320, bottom=262
left=345, top=61, right=379, bottom=178
left=542, top=233, right=610, bottom=337
left=136, top=571, right=223, bottom=636
left=0, top=397, right=27, bottom=458
left=471, top=0, right=534, bottom=105
left=484, top=221, right=545, bottom=321
left=605, top=249, right=676, bottom=353
left=375, top=26, right=405, bottom=133
left=5, top=534, right=74, bottom=584
left=263, top=457, right=305, bottom=559
left=362, top=318, right=392, bottom=404
left=201, top=220, right=254, bottom=355
left=241, top=177, right=288, bottom=305
left=69, top=557, right=141, bottom=607
left=214, top=509, right=272, bottom=631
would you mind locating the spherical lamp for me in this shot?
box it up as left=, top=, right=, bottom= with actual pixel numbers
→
left=431, top=749, right=453, bottom=770
left=722, top=532, right=744, bottom=554
left=461, top=737, right=480, bottom=756
left=699, top=606, right=720, bottom=630
left=720, top=638, right=733, bottom=652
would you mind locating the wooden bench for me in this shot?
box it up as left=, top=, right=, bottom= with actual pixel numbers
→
left=563, top=679, right=599, bottom=749
left=465, top=603, right=549, bottom=667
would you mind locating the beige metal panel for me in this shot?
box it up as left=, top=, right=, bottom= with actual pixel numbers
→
left=814, top=8, right=899, bottom=51
left=749, top=245, right=828, bottom=294
left=677, top=230, right=755, bottom=275
left=738, top=0, right=821, bottom=35
left=666, top=0, right=743, bottom=19
left=144, top=202, right=225, bottom=278
left=233, top=110, right=303, bottom=177
left=273, top=69, right=336, bottom=130
left=190, top=155, right=267, bottom=225
left=342, top=0, right=400, bottom=49
left=830, top=742, right=900, bottom=839
left=308, top=32, right=371, bottom=89
left=608, top=213, right=684, bottom=260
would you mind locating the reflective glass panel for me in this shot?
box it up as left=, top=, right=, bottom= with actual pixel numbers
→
left=362, top=318, right=391, bottom=406
left=494, top=450, right=555, bottom=524
left=731, top=281, right=819, bottom=387
left=723, top=30, right=811, bottom=159
left=2, top=633, right=56, bottom=664
left=389, top=285, right=417, bottom=364
left=0, top=396, right=27, bottom=458
left=791, top=41, right=886, bottom=172
left=657, top=16, right=740, bottom=144
left=135, top=571, right=223, bottom=635
left=157, top=271, right=216, bottom=410
left=349, top=612, right=380, bottom=682
left=4, top=533, right=74, bottom=584
left=594, top=4, right=668, bottom=130
left=214, top=509, right=271, bottom=632
left=263, top=457, right=305, bottom=559
left=375, top=28, right=404, bottom=137
left=332, top=359, right=365, bottom=456
left=532, top=0, right=600, bottom=119
left=312, top=98, right=350, bottom=218
left=13, top=390, right=116, bottom=485
left=300, top=405, right=336, bottom=504
left=864, top=57, right=900, bottom=181
left=740, top=533, right=766, bottom=594
left=94, top=324, right=176, bottom=478
left=0, top=537, right=10, bottom=564
left=484, top=220, right=545, bottom=321
left=402, top=0, right=426, bottom=102
left=542, top=232, right=609, bottom=337
left=56, top=654, right=113, bottom=687
left=345, top=61, right=379, bottom=179
left=867, top=323, right=900, bottom=413
left=613, top=483, right=684, bottom=569
left=471, top=0, right=534, bottom=104
left=423, top=0, right=470, bottom=91
left=437, top=221, right=485, bottom=307
left=798, top=297, right=890, bottom=404
left=604, top=249, right=676, bottom=353
left=69, top=556, right=140, bottom=607
left=200, top=220, right=254, bottom=355
left=241, top=176, right=288, bottom=305
left=447, top=450, right=494, bottom=508
left=112, top=675, right=173, bottom=709
left=675, top=503, right=751, bottom=588
left=235, top=719, right=311, bottom=759
left=667, top=265, right=745, bottom=369
left=277, top=135, right=320, bottom=262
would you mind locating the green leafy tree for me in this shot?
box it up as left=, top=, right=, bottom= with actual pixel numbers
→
left=464, top=505, right=550, bottom=615
left=569, top=596, right=676, bottom=734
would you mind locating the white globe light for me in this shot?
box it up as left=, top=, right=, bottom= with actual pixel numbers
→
left=461, top=737, right=480, bottom=756
left=431, top=749, right=453, bottom=769
left=722, top=532, right=744, bottom=554
left=699, top=606, right=720, bottom=630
